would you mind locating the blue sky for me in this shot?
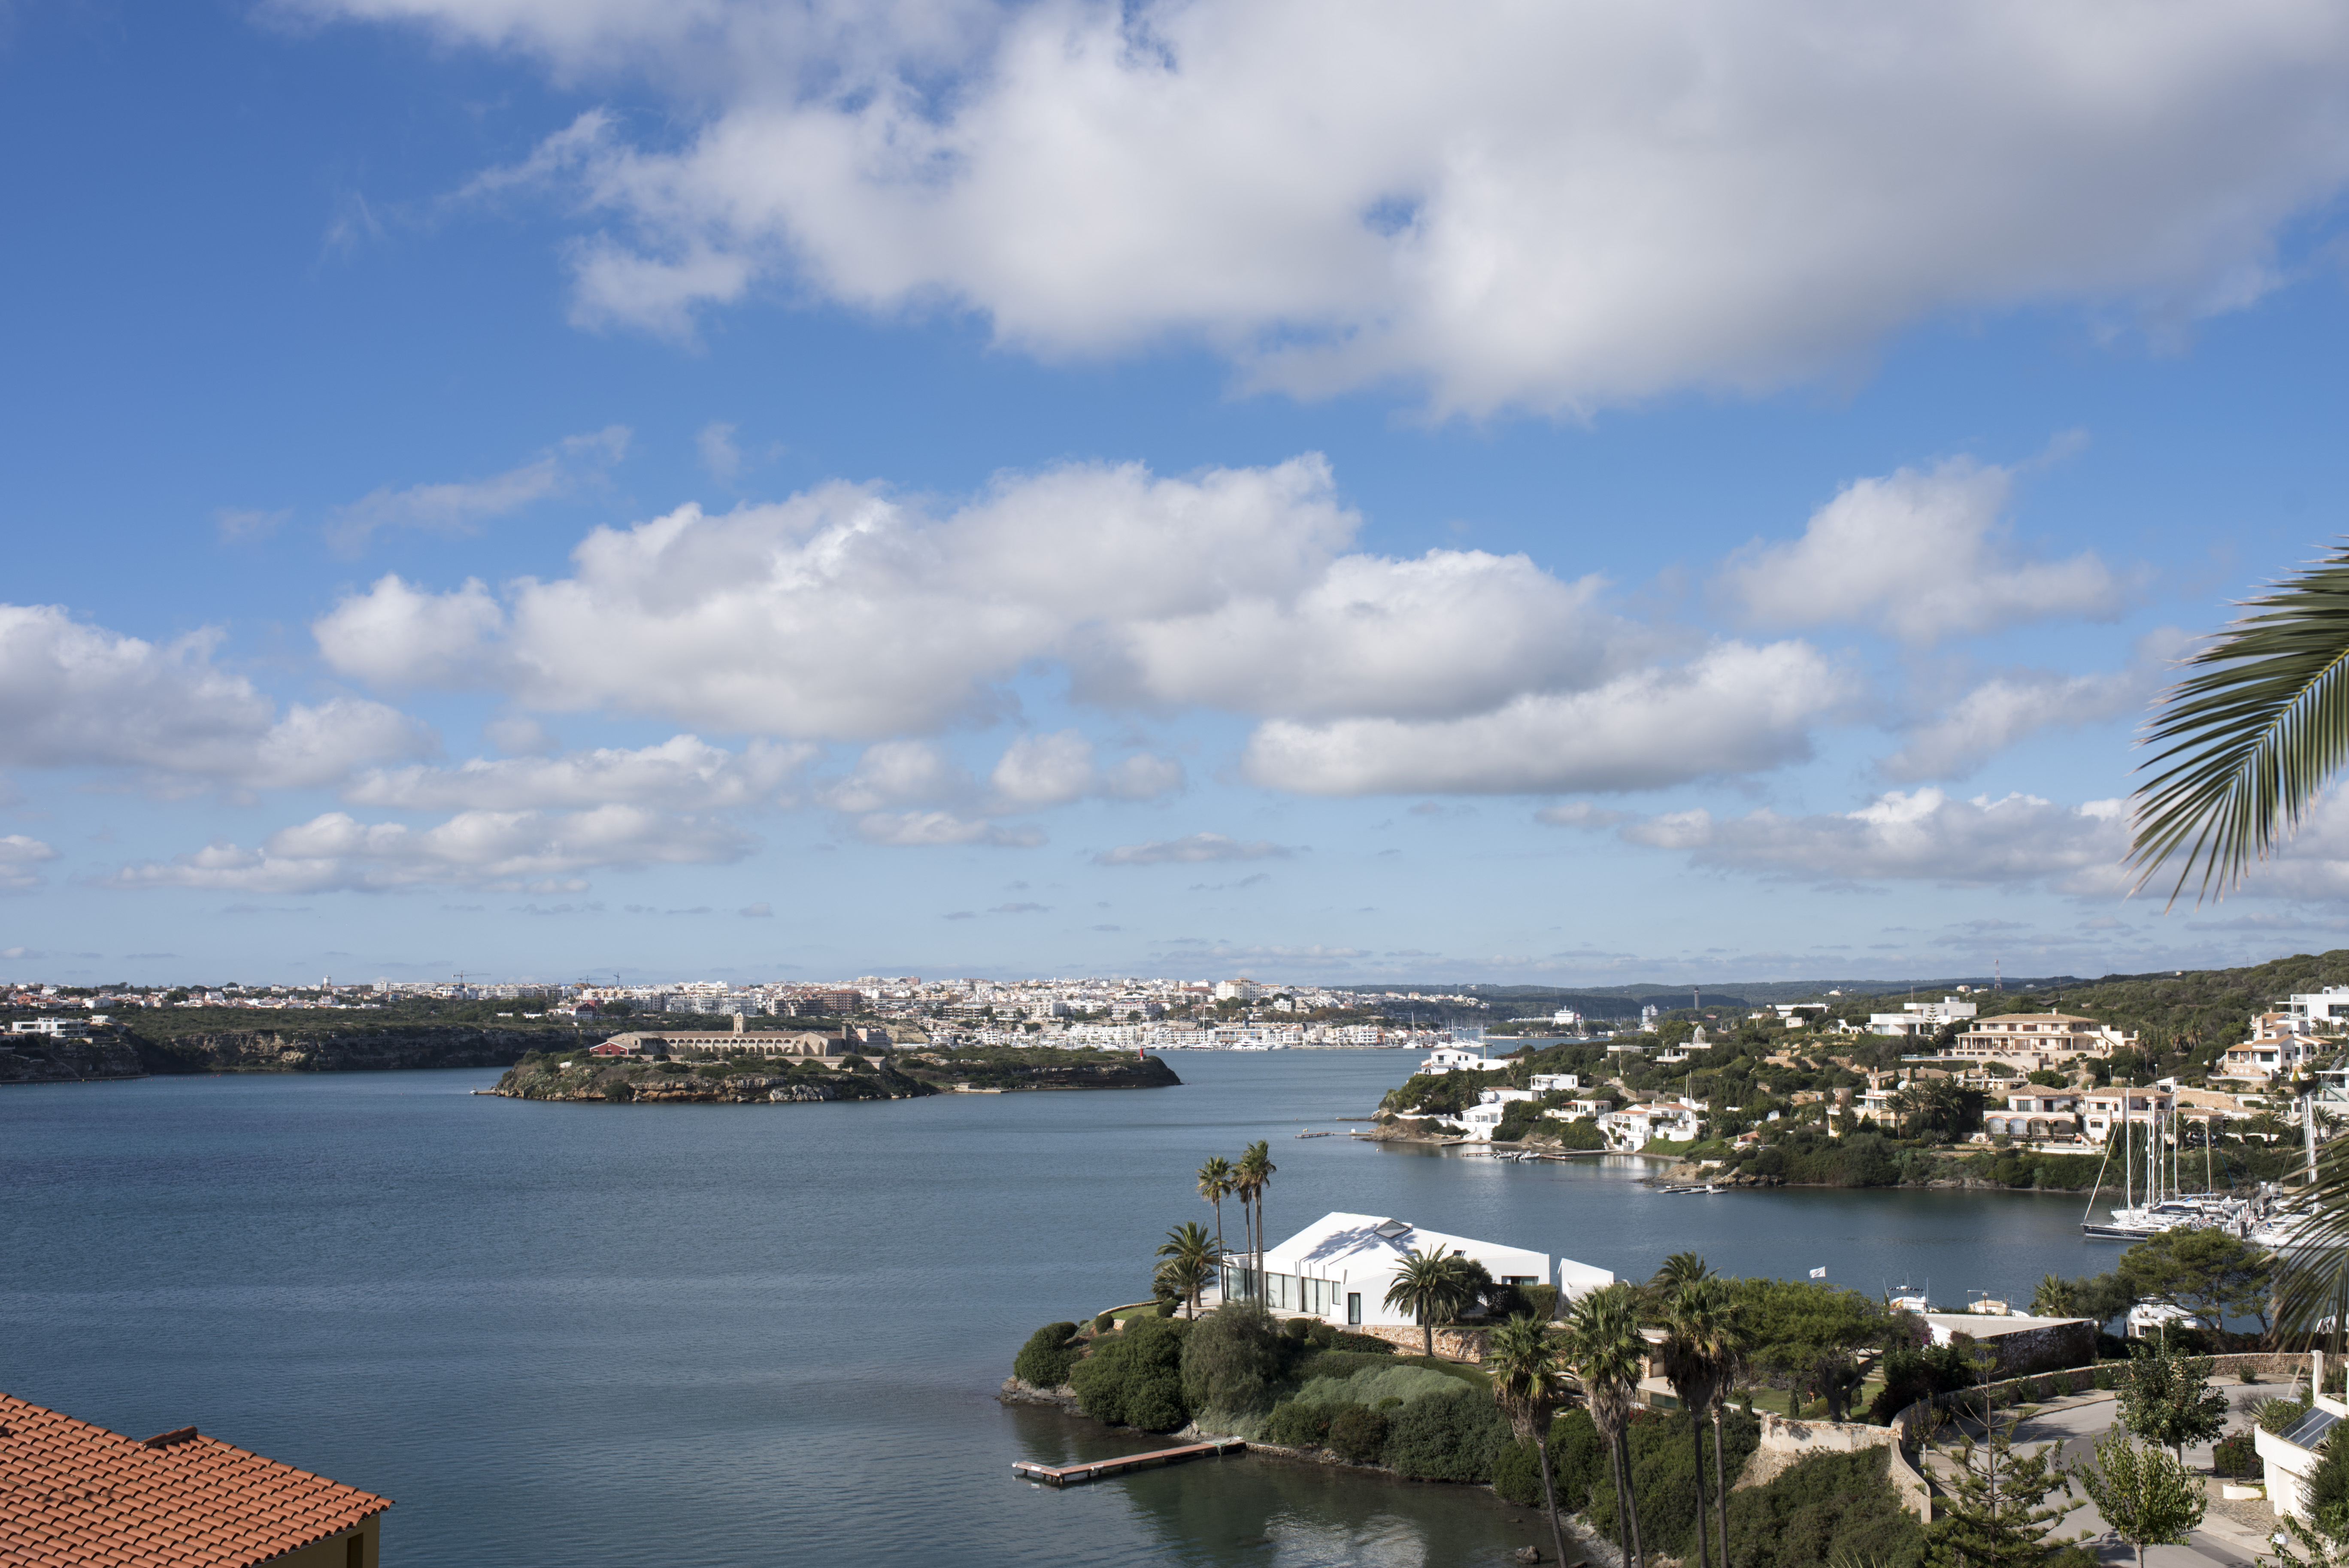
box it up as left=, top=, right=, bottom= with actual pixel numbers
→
left=9, top=0, right=2349, bottom=988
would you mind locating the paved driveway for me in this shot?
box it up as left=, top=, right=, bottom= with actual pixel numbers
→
left=1926, top=1392, right=2280, bottom=1568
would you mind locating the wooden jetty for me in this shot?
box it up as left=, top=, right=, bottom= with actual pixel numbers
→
left=1013, top=1438, right=1246, bottom=1486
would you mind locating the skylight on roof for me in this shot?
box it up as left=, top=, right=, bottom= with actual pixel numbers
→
left=1375, top=1220, right=1411, bottom=1238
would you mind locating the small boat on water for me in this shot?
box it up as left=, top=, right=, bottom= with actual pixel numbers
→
left=1661, top=1183, right=1721, bottom=1195
left=1295, top=1129, right=1334, bottom=1139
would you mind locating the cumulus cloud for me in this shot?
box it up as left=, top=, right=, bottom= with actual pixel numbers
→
left=1606, top=788, right=2131, bottom=893
left=312, top=455, right=1841, bottom=796
left=107, top=804, right=754, bottom=893
left=1094, top=832, right=1295, bottom=866
left=0, top=835, right=59, bottom=890
left=989, top=730, right=1183, bottom=808
left=1881, top=630, right=2190, bottom=781
left=326, top=427, right=630, bottom=553
left=297, top=0, right=2349, bottom=414
left=343, top=734, right=811, bottom=811
left=1245, top=641, right=1854, bottom=796
left=1718, top=458, right=2129, bottom=645
left=0, top=604, right=432, bottom=790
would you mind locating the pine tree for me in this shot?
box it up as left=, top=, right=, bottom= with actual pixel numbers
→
left=1923, top=1405, right=2082, bottom=1568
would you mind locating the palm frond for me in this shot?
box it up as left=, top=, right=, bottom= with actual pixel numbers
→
left=2131, top=543, right=2349, bottom=906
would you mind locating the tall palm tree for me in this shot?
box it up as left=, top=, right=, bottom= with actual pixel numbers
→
left=1197, top=1155, right=1234, bottom=1257
left=2127, top=542, right=2349, bottom=906
left=1383, top=1247, right=1472, bottom=1358
left=1197, top=1155, right=1234, bottom=1298
left=1652, top=1252, right=1713, bottom=1293
left=1702, top=1300, right=1747, bottom=1566
left=1155, top=1220, right=1222, bottom=1318
left=1237, top=1140, right=1276, bottom=1295
left=1487, top=1314, right=1573, bottom=1568
left=1564, top=1281, right=1647, bottom=1568
left=1657, top=1279, right=1726, bottom=1568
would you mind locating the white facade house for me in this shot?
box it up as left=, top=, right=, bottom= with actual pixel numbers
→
left=1597, top=1099, right=1702, bottom=1150
left=1867, top=996, right=1980, bottom=1038
left=1240, top=1212, right=1611, bottom=1328
left=1459, top=1087, right=1537, bottom=1141
left=1550, top=1007, right=1583, bottom=1027
left=8, top=1017, right=91, bottom=1038
left=1529, top=1074, right=1580, bottom=1094
left=1416, top=1045, right=1494, bottom=1076
left=2288, top=988, right=2349, bottom=1027
left=2258, top=1352, right=2349, bottom=1525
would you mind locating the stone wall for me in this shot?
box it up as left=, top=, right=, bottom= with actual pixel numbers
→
left=1352, top=1323, right=1491, bottom=1362
left=1751, top=1411, right=1931, bottom=1522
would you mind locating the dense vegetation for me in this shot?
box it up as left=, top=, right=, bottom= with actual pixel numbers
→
left=1722, top=1447, right=1927, bottom=1568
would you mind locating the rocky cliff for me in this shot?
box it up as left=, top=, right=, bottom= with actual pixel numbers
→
left=0, top=1032, right=146, bottom=1084
left=129, top=1026, right=545, bottom=1075
left=894, top=1049, right=1182, bottom=1091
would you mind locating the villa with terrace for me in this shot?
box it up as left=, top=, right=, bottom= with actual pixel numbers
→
left=1222, top=1211, right=1614, bottom=1330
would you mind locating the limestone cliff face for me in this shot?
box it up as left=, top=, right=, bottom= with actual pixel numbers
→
left=0, top=1032, right=145, bottom=1084
left=130, top=1026, right=543, bottom=1075
left=894, top=1051, right=1183, bottom=1091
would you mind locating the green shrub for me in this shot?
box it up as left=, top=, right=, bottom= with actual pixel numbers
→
left=1013, top=1321, right=1081, bottom=1388
left=1070, top=1317, right=1192, bottom=1432
left=1326, top=1328, right=1395, bottom=1354
left=1291, top=1362, right=1473, bottom=1413
left=1326, top=1404, right=1389, bottom=1464
left=1380, top=1386, right=1509, bottom=1483
left=1154, top=1300, right=1177, bottom=1318
left=1721, top=1447, right=1925, bottom=1568
left=2311, top=1431, right=2349, bottom=1539
left=1284, top=1317, right=1315, bottom=1341
left=1308, top=1322, right=1337, bottom=1348
left=1522, top=1284, right=1560, bottom=1320
left=601, top=1080, right=635, bottom=1102
left=1493, top=1438, right=1547, bottom=1506
left=1551, top=1408, right=1606, bottom=1512
left=1589, top=1408, right=1761, bottom=1559
left=1181, top=1303, right=1285, bottom=1415
left=2212, top=1429, right=2262, bottom=1480
left=2258, top=1391, right=2315, bottom=1434
left=1263, top=1401, right=1332, bottom=1448
left=1868, top=1344, right=1979, bottom=1424
left=1093, top=1312, right=1114, bottom=1334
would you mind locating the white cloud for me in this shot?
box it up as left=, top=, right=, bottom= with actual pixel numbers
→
left=1612, top=787, right=2131, bottom=893
left=214, top=507, right=289, bottom=543
left=107, top=804, right=754, bottom=893
left=989, top=730, right=1184, bottom=808
left=1094, top=832, right=1294, bottom=866
left=851, top=811, right=1044, bottom=848
left=0, top=604, right=432, bottom=790
left=300, top=0, right=2349, bottom=414
left=312, top=455, right=1840, bottom=795
left=1243, top=641, right=1853, bottom=796
left=1878, top=628, right=2192, bottom=781
left=1718, top=458, right=2128, bottom=645
left=0, top=835, right=59, bottom=890
left=327, top=427, right=630, bottom=553
left=343, top=734, right=811, bottom=811
left=313, top=575, right=509, bottom=691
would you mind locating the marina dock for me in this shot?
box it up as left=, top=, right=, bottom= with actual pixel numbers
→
left=1013, top=1438, right=1246, bottom=1486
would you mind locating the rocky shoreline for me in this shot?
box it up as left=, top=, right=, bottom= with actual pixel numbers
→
left=131, top=1025, right=545, bottom=1075
left=0, top=1032, right=146, bottom=1085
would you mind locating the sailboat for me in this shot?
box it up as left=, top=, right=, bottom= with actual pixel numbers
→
left=2082, top=1101, right=2252, bottom=1240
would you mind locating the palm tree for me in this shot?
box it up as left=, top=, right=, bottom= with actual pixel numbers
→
left=1155, top=1220, right=1222, bottom=1317
left=1658, top=1278, right=1728, bottom=1568
left=1564, top=1281, right=1647, bottom=1568
left=1237, top=1140, right=1276, bottom=1296
left=1487, top=1314, right=1572, bottom=1568
left=2127, top=542, right=2349, bottom=906
left=1702, top=1299, right=1747, bottom=1565
left=1652, top=1252, right=1713, bottom=1293
left=1197, top=1155, right=1234, bottom=1259
left=1383, top=1246, right=1473, bottom=1358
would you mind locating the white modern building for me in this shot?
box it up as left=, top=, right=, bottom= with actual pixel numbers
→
left=1867, top=996, right=1980, bottom=1038
left=1597, top=1099, right=1703, bottom=1150
left=2288, top=988, right=2349, bottom=1027
left=1416, top=1044, right=1494, bottom=1076
left=1529, top=1074, right=1580, bottom=1094
left=1235, top=1212, right=1612, bottom=1328
left=1459, top=1087, right=1538, bottom=1141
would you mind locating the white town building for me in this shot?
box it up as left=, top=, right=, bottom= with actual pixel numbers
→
left=1235, top=1212, right=1612, bottom=1329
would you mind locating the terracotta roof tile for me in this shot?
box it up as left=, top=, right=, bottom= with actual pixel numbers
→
left=0, top=1392, right=390, bottom=1568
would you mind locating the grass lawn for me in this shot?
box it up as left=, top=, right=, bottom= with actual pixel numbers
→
left=1732, top=1378, right=1886, bottom=1420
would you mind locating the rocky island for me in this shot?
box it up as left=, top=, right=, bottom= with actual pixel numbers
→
left=487, top=1042, right=1182, bottom=1104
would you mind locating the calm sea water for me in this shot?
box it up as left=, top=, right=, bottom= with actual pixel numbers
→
left=0, top=1052, right=2100, bottom=1567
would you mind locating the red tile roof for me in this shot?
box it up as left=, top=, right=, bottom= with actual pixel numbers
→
left=0, top=1391, right=390, bottom=1568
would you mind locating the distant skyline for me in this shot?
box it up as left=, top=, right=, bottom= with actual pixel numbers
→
left=9, top=4, right=2349, bottom=986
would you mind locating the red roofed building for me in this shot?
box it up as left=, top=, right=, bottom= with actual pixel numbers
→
left=0, top=1392, right=390, bottom=1567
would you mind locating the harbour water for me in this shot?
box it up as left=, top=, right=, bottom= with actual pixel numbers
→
left=0, top=1051, right=2099, bottom=1566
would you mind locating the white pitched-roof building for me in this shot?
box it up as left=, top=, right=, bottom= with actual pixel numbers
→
left=1233, top=1212, right=1612, bottom=1328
